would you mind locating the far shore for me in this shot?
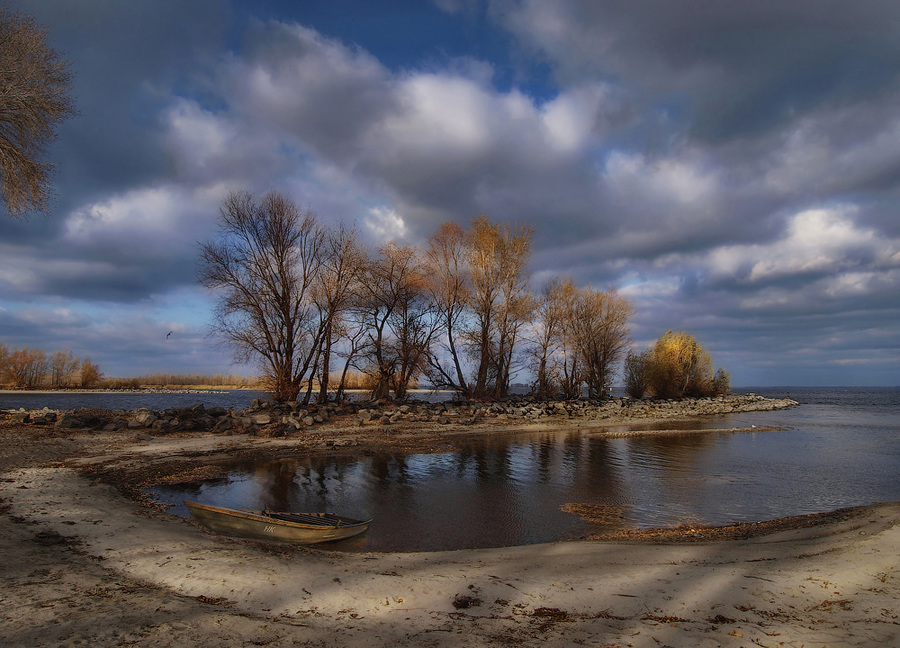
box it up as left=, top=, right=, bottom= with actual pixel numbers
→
left=0, top=386, right=258, bottom=394
left=2, top=395, right=898, bottom=647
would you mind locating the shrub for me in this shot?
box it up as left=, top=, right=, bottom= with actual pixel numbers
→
left=623, top=350, right=650, bottom=398
left=712, top=367, right=730, bottom=395
left=642, top=331, right=729, bottom=398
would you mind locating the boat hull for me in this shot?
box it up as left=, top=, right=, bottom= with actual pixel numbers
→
left=184, top=500, right=370, bottom=544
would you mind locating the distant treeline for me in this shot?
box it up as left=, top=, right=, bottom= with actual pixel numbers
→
left=0, top=344, right=264, bottom=391
left=0, top=342, right=383, bottom=392
left=0, top=345, right=101, bottom=389
left=126, top=370, right=389, bottom=391
left=122, top=373, right=261, bottom=388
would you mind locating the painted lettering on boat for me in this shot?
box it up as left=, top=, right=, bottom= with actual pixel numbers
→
left=264, top=525, right=276, bottom=533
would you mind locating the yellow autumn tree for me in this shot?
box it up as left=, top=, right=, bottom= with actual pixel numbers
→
left=645, top=331, right=729, bottom=398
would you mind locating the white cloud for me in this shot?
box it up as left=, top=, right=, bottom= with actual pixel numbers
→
left=223, top=21, right=393, bottom=159
left=540, top=83, right=612, bottom=152
left=705, top=205, right=890, bottom=283
left=65, top=186, right=183, bottom=238
left=603, top=150, right=720, bottom=210
left=365, top=206, right=409, bottom=241
left=63, top=183, right=222, bottom=252
left=163, top=100, right=240, bottom=182
left=381, top=74, right=493, bottom=153
left=619, top=276, right=679, bottom=301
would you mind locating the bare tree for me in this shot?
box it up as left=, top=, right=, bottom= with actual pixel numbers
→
left=359, top=242, right=433, bottom=401
left=310, top=223, right=367, bottom=404
left=465, top=216, right=533, bottom=399
left=490, top=223, right=534, bottom=398
left=623, top=349, right=651, bottom=399
left=387, top=254, right=436, bottom=401
left=569, top=287, right=633, bottom=399
left=530, top=276, right=575, bottom=398
left=50, top=349, right=80, bottom=387
left=0, top=7, right=75, bottom=215
left=332, top=316, right=369, bottom=402
left=199, top=191, right=324, bottom=402
left=423, top=222, right=471, bottom=396
left=466, top=216, right=502, bottom=398
left=554, top=280, right=583, bottom=400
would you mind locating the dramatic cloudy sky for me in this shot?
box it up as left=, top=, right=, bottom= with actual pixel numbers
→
left=2, top=0, right=899, bottom=386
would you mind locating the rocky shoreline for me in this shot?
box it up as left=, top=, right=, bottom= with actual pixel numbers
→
left=2, top=392, right=797, bottom=435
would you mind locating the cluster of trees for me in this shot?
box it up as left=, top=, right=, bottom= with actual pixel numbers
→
left=200, top=191, right=638, bottom=403
left=0, top=345, right=102, bottom=389
left=624, top=331, right=730, bottom=399
left=530, top=276, right=633, bottom=400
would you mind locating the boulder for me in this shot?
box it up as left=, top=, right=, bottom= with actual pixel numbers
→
left=133, top=409, right=157, bottom=427
left=210, top=417, right=235, bottom=435
left=55, top=413, right=81, bottom=429
left=8, top=411, right=30, bottom=424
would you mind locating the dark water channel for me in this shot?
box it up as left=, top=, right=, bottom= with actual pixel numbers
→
left=153, top=388, right=900, bottom=552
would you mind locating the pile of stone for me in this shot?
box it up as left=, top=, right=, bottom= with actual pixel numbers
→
left=1, top=398, right=351, bottom=436
left=2, top=393, right=797, bottom=434
left=355, top=393, right=796, bottom=425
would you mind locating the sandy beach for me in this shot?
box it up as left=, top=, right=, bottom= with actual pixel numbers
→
left=1, top=409, right=898, bottom=647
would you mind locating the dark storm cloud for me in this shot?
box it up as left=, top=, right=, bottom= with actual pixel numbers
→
left=224, top=20, right=399, bottom=162
left=13, top=0, right=230, bottom=208
left=496, top=0, right=900, bottom=139
left=1, top=0, right=233, bottom=305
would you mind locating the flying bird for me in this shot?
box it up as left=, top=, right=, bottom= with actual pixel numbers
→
left=166, top=331, right=173, bottom=340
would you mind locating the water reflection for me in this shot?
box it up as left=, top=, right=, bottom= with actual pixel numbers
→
left=154, top=407, right=900, bottom=552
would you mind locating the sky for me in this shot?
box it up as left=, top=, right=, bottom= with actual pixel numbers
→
left=1, top=0, right=899, bottom=387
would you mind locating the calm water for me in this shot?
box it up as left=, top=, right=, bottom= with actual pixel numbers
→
left=149, top=387, right=900, bottom=552
left=0, top=390, right=269, bottom=411
left=0, top=388, right=459, bottom=411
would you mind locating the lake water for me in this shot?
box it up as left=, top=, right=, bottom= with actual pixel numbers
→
left=146, top=387, right=900, bottom=552
left=0, top=389, right=269, bottom=412
left=0, top=388, right=459, bottom=412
